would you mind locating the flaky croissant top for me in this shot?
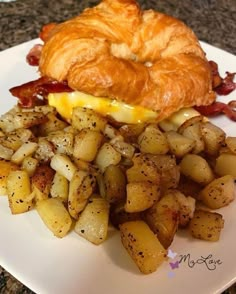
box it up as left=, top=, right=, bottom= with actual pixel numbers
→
left=39, top=0, right=216, bottom=120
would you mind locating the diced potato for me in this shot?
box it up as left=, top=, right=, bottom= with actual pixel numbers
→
left=31, top=165, right=55, bottom=202
left=95, top=143, right=121, bottom=172
left=72, top=107, right=107, bottom=132
left=110, top=202, right=141, bottom=229
left=47, top=131, right=74, bottom=156
left=11, top=142, right=38, bottom=164
left=36, top=198, right=72, bottom=238
left=119, top=123, right=145, bottom=143
left=0, top=111, right=47, bottom=133
left=120, top=221, right=167, bottom=274
left=0, top=159, right=19, bottom=195
left=125, top=182, right=160, bottom=213
left=7, top=170, right=32, bottom=214
left=38, top=113, right=68, bottom=136
left=138, top=124, right=169, bottom=155
left=177, top=175, right=202, bottom=200
left=177, top=115, right=204, bottom=134
left=144, top=193, right=180, bottom=248
left=0, top=144, right=14, bottom=160
left=189, top=210, right=224, bottom=241
left=50, top=154, right=77, bottom=181
left=50, top=172, right=69, bottom=202
left=200, top=122, right=226, bottom=156
left=73, top=129, right=103, bottom=162
left=103, top=165, right=126, bottom=204
left=179, top=122, right=205, bottom=154
left=110, top=136, right=135, bottom=159
left=74, top=196, right=110, bottom=245
left=34, top=138, right=55, bottom=163
left=215, top=153, right=236, bottom=177
left=199, top=175, right=235, bottom=209
left=225, top=137, right=236, bottom=154
left=174, top=190, right=196, bottom=227
left=179, top=154, right=214, bottom=185
left=126, top=154, right=160, bottom=184
left=0, top=128, right=34, bottom=151
left=21, top=156, right=38, bottom=177
left=103, top=124, right=120, bottom=139
left=166, top=131, right=195, bottom=157
left=68, top=171, right=95, bottom=219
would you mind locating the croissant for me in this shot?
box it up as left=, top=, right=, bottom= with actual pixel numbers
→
left=39, top=0, right=216, bottom=120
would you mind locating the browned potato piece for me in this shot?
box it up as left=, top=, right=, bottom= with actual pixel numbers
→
left=166, top=131, right=195, bottom=157
left=179, top=154, right=214, bottom=185
left=50, top=172, right=69, bottom=202
left=200, top=122, right=226, bottom=156
left=103, top=165, right=126, bottom=204
left=11, top=142, right=38, bottom=164
left=189, top=210, right=224, bottom=241
left=35, top=138, right=55, bottom=163
left=119, top=123, right=146, bottom=143
left=120, top=221, right=167, bottom=274
left=110, top=136, right=135, bottom=159
left=215, top=153, right=236, bottom=177
left=21, top=157, right=38, bottom=177
left=38, top=113, right=68, bottom=136
left=110, top=202, right=141, bottom=229
left=47, top=131, right=74, bottom=156
left=73, top=129, right=103, bottom=162
left=199, top=175, right=235, bottom=209
left=36, top=198, right=72, bottom=238
left=50, top=154, right=77, bottom=181
left=0, top=159, right=19, bottom=195
left=177, top=175, right=202, bottom=200
left=31, top=165, right=55, bottom=202
left=0, top=128, right=34, bottom=151
left=95, top=143, right=121, bottom=172
left=125, top=182, right=160, bottom=213
left=144, top=193, right=180, bottom=248
left=138, top=124, right=169, bottom=155
left=7, top=170, right=33, bottom=214
left=74, top=196, right=110, bottom=245
left=225, top=137, right=236, bottom=154
left=126, top=154, right=160, bottom=185
left=0, top=144, right=13, bottom=160
left=72, top=107, right=107, bottom=132
left=68, top=170, right=95, bottom=219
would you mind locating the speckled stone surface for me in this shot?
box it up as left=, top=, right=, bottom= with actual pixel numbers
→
left=0, top=0, right=235, bottom=293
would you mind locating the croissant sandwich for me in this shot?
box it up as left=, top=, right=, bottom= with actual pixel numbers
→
left=11, top=0, right=216, bottom=123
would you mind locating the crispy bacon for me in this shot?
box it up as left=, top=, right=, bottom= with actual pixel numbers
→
left=209, top=60, right=236, bottom=95
left=195, top=101, right=236, bottom=121
left=26, top=44, right=43, bottom=66
left=10, top=77, right=73, bottom=108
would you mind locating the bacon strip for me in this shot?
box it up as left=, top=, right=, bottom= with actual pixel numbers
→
left=10, top=77, right=73, bottom=108
left=195, top=101, right=236, bottom=121
left=26, top=44, right=43, bottom=66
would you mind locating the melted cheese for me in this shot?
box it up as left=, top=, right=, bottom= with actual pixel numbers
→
left=48, top=91, right=159, bottom=124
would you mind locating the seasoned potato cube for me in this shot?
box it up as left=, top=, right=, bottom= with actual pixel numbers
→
left=125, top=182, right=160, bottom=213
left=36, top=198, right=72, bottom=238
left=50, top=154, right=77, bottom=181
left=0, top=128, right=33, bottom=151
left=0, top=159, right=19, bottom=195
left=225, top=137, right=236, bottom=154
left=119, top=123, right=145, bottom=143
left=110, top=202, right=141, bottom=229
left=215, top=153, right=236, bottom=177
left=199, top=175, right=235, bottom=209
left=110, top=136, right=135, bottom=159
left=21, top=156, right=38, bottom=177
left=50, top=172, right=69, bottom=202
left=68, top=171, right=95, bottom=219
left=103, top=124, right=120, bottom=139
left=144, top=193, right=180, bottom=248
left=11, top=142, right=38, bottom=164
left=7, top=170, right=32, bottom=214
left=103, top=165, right=126, bottom=203
left=179, top=154, right=214, bottom=185
left=177, top=175, right=202, bottom=200
left=138, top=124, right=169, bottom=155
left=72, top=107, right=107, bottom=132
left=166, top=131, right=195, bottom=157
left=126, top=154, right=160, bottom=184
left=73, top=129, right=103, bottom=162
left=200, top=122, right=226, bottom=156
left=0, top=144, right=14, bottom=160
left=189, top=210, right=224, bottom=241
left=38, top=113, right=68, bottom=136
left=74, top=196, right=110, bottom=245
left=120, top=221, right=167, bottom=274
left=34, top=138, right=55, bottom=163
left=95, top=143, right=121, bottom=172
left=31, top=165, right=55, bottom=202
left=47, top=131, right=74, bottom=156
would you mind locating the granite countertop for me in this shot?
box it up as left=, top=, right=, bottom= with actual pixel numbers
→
left=0, top=0, right=235, bottom=293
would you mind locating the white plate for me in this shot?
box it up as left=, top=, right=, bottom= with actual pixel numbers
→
left=0, top=39, right=235, bottom=294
